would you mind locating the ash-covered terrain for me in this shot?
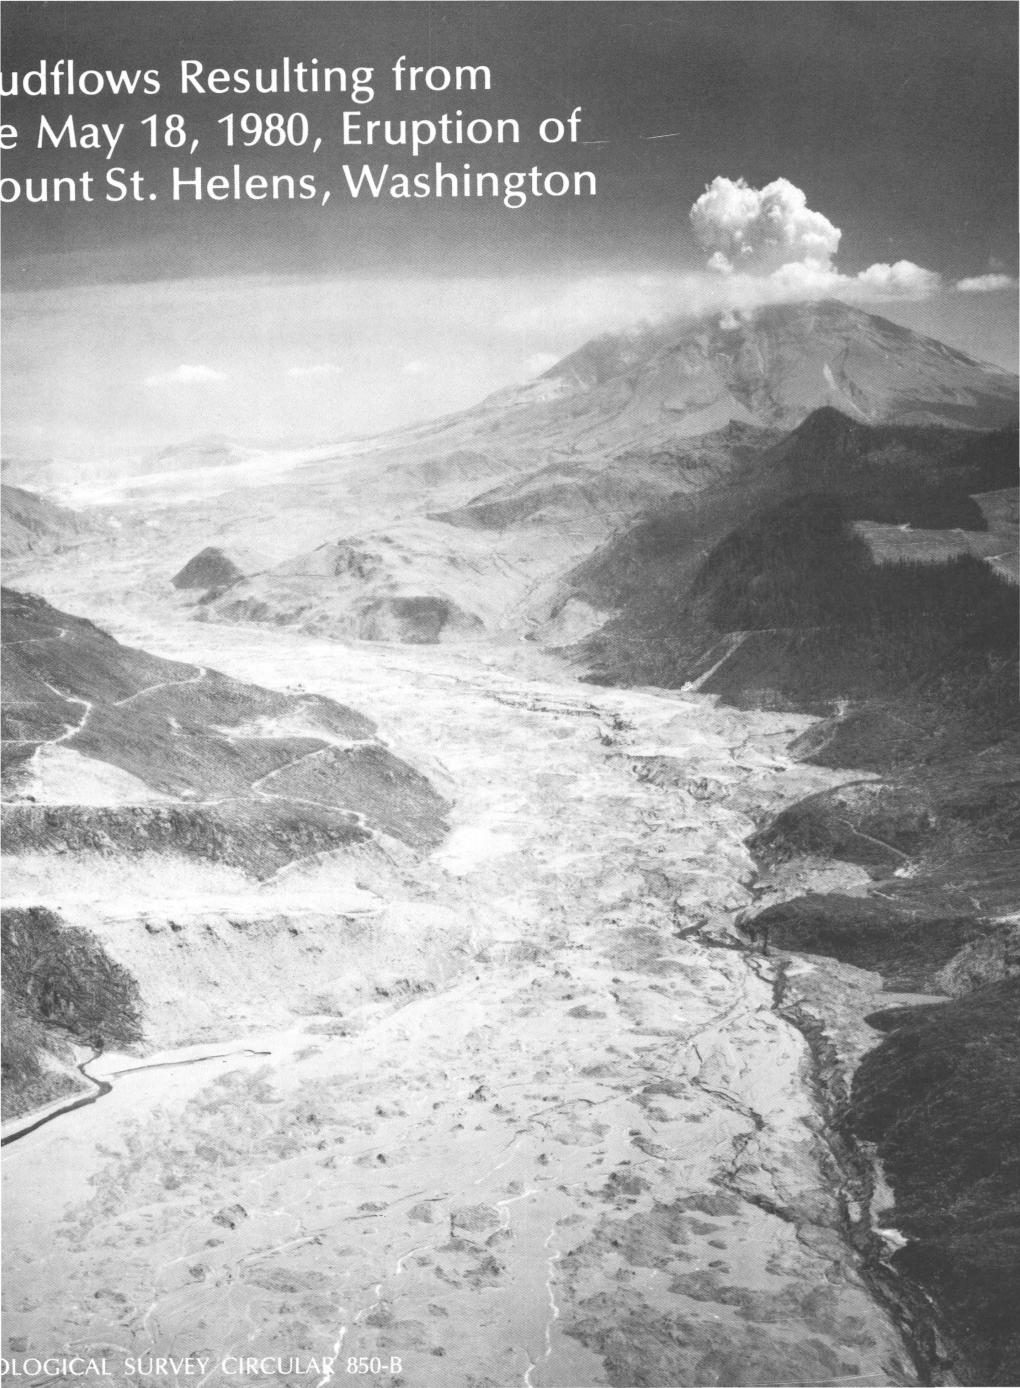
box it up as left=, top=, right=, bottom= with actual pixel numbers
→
left=2, top=299, right=1018, bottom=1387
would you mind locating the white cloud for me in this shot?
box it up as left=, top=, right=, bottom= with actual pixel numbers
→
left=285, top=363, right=342, bottom=378
left=683, top=176, right=940, bottom=311
left=956, top=273, right=1018, bottom=293
left=504, top=179, right=941, bottom=345
left=144, top=363, right=226, bottom=386
left=691, top=177, right=841, bottom=275
left=764, top=256, right=939, bottom=302
left=851, top=260, right=940, bottom=297
left=500, top=260, right=938, bottom=346
left=522, top=351, right=560, bottom=378
left=401, top=360, right=426, bottom=375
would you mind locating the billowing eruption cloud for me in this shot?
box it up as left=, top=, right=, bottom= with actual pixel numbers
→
left=502, top=176, right=1004, bottom=348
left=688, top=176, right=938, bottom=307
left=691, top=177, right=841, bottom=275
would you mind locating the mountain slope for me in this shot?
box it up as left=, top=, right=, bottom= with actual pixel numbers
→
left=139, top=434, right=260, bottom=476
left=846, top=982, right=1020, bottom=1387
left=565, top=412, right=1018, bottom=692
left=212, top=302, right=1013, bottom=643
left=1, top=588, right=448, bottom=875
left=390, top=301, right=1018, bottom=473
left=26, top=304, right=1014, bottom=655
left=1, top=485, right=94, bottom=562
left=432, top=421, right=780, bottom=533
left=194, top=329, right=1015, bottom=647
left=526, top=299, right=1017, bottom=436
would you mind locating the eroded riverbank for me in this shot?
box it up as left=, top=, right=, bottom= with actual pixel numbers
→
left=3, top=623, right=922, bottom=1386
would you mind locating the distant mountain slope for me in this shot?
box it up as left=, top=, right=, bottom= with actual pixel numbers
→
left=0, top=456, right=58, bottom=490
left=94, top=304, right=1017, bottom=653
left=140, top=433, right=259, bottom=475
left=1, top=588, right=448, bottom=874
left=200, top=407, right=1017, bottom=650
left=385, top=301, right=1017, bottom=473
left=432, top=421, right=780, bottom=533
left=1, top=485, right=93, bottom=561
left=283, top=302, right=1014, bottom=640
left=566, top=411, right=1018, bottom=717
left=524, top=299, right=1017, bottom=435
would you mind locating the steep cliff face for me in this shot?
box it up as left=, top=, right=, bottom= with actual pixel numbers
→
left=2, top=905, right=143, bottom=1119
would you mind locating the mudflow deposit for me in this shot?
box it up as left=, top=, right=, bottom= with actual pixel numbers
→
left=2, top=301, right=1019, bottom=1388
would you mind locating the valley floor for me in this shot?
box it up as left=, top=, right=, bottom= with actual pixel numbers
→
left=3, top=616, right=921, bottom=1387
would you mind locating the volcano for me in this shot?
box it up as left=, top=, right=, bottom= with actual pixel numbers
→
left=422, top=300, right=1017, bottom=536
left=198, top=301, right=1017, bottom=643
left=400, top=299, right=1018, bottom=470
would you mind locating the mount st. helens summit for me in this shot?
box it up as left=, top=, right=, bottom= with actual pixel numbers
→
left=405, top=299, right=1019, bottom=451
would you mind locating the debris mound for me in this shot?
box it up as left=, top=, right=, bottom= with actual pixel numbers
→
left=172, top=547, right=244, bottom=591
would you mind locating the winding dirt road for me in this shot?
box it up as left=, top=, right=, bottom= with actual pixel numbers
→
left=2, top=630, right=919, bottom=1387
